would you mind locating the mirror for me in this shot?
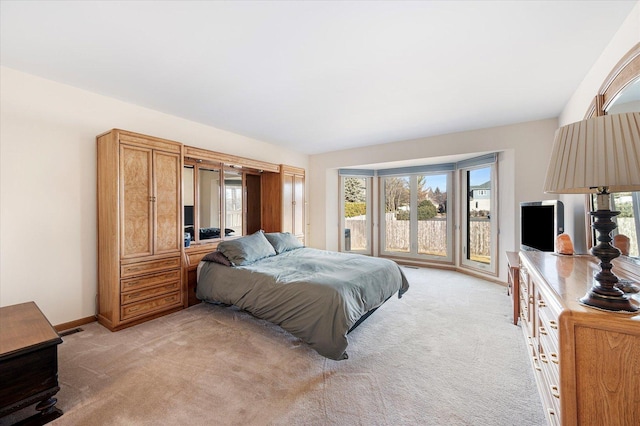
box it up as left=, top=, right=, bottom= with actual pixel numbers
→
left=184, top=166, right=195, bottom=229
left=606, top=77, right=640, bottom=259
left=182, top=145, right=278, bottom=247
left=198, top=167, right=222, bottom=238
left=224, top=170, right=243, bottom=237
left=605, top=76, right=640, bottom=114
left=183, top=161, right=260, bottom=245
left=590, top=45, right=640, bottom=259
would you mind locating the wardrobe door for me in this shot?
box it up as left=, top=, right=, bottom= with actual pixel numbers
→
left=153, top=150, right=182, bottom=255
left=120, top=144, right=153, bottom=259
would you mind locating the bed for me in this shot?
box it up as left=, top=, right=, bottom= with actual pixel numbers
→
left=196, top=231, right=409, bottom=360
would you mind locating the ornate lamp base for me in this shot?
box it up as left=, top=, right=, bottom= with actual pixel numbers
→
left=581, top=208, right=638, bottom=313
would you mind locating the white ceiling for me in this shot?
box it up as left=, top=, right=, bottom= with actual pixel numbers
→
left=1, top=1, right=637, bottom=155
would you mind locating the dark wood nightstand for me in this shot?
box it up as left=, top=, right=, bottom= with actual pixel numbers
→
left=0, top=302, right=63, bottom=424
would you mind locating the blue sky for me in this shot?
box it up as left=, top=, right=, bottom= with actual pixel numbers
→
left=469, top=167, right=491, bottom=186
left=422, top=174, right=448, bottom=193
left=421, top=166, right=490, bottom=193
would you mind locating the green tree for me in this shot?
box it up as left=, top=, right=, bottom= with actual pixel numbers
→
left=617, top=202, right=633, bottom=218
left=418, top=199, right=438, bottom=219
left=395, top=200, right=437, bottom=220
left=344, top=177, right=365, bottom=202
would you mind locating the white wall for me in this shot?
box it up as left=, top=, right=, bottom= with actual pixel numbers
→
left=308, top=118, right=559, bottom=282
left=0, top=67, right=307, bottom=325
left=558, top=1, right=640, bottom=254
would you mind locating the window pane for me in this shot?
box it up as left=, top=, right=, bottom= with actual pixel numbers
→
left=384, top=176, right=410, bottom=253
left=417, top=174, right=448, bottom=257
left=467, top=167, right=491, bottom=264
left=224, top=171, right=243, bottom=236
left=343, top=177, right=368, bottom=252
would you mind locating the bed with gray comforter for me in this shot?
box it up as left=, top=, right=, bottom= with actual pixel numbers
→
left=196, top=231, right=409, bottom=360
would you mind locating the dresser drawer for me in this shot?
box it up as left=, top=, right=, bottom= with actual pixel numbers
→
left=120, top=291, right=181, bottom=321
left=121, top=281, right=181, bottom=305
left=120, top=257, right=181, bottom=278
left=538, top=352, right=561, bottom=423
left=121, top=269, right=181, bottom=293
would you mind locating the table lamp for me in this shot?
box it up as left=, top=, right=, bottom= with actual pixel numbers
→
left=543, top=112, right=640, bottom=312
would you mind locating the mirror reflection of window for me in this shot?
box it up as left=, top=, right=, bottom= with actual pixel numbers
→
left=199, top=168, right=221, bottom=239
left=224, top=170, right=243, bottom=236
left=603, top=76, right=640, bottom=259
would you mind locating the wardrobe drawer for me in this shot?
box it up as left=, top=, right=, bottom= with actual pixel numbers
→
left=121, top=269, right=181, bottom=293
left=121, top=291, right=181, bottom=321
left=121, top=257, right=181, bottom=278
left=121, top=281, right=181, bottom=305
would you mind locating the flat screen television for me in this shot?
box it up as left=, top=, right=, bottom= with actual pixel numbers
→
left=520, top=200, right=564, bottom=252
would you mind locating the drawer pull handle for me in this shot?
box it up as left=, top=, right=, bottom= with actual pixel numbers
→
left=550, top=385, right=560, bottom=399
left=128, top=306, right=142, bottom=313
left=540, top=354, right=548, bottom=364
left=550, top=352, right=559, bottom=364
left=539, top=326, right=547, bottom=335
left=532, top=356, right=541, bottom=371
left=549, top=320, right=558, bottom=329
left=538, top=300, right=546, bottom=308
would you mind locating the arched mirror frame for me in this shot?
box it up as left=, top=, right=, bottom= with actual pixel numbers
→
left=586, top=42, right=640, bottom=119
left=584, top=42, right=640, bottom=257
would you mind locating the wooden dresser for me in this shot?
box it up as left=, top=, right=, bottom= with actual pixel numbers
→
left=97, top=129, right=184, bottom=331
left=517, top=251, right=640, bottom=426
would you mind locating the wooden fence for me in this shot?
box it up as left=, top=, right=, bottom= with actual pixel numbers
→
left=346, top=217, right=638, bottom=258
left=345, top=217, right=491, bottom=256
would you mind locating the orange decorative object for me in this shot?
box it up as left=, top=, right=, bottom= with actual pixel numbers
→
left=613, top=234, right=630, bottom=256
left=555, top=233, right=574, bottom=255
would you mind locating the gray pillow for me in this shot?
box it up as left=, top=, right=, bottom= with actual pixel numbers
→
left=201, top=250, right=232, bottom=267
left=217, top=231, right=276, bottom=266
left=264, top=232, right=303, bottom=254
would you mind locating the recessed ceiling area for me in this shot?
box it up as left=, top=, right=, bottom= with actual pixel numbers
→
left=0, top=1, right=636, bottom=155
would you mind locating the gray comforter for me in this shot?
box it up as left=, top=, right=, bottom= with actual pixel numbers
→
left=196, top=248, right=409, bottom=360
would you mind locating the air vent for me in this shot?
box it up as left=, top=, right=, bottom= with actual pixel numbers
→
left=59, top=327, right=83, bottom=337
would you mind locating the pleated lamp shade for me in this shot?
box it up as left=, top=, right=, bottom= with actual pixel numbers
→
left=544, top=112, right=640, bottom=194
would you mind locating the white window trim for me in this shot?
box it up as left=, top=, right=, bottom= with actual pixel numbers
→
left=459, top=163, right=499, bottom=276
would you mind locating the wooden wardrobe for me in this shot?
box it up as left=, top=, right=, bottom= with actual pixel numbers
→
left=97, top=129, right=184, bottom=331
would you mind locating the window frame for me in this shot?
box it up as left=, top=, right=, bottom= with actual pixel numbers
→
left=459, top=163, right=499, bottom=276
left=379, top=171, right=454, bottom=263
left=339, top=175, right=373, bottom=255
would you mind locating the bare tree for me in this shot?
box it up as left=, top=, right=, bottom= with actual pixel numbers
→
left=384, top=177, right=409, bottom=213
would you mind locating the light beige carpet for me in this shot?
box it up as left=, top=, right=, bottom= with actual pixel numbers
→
left=7, top=267, right=546, bottom=425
